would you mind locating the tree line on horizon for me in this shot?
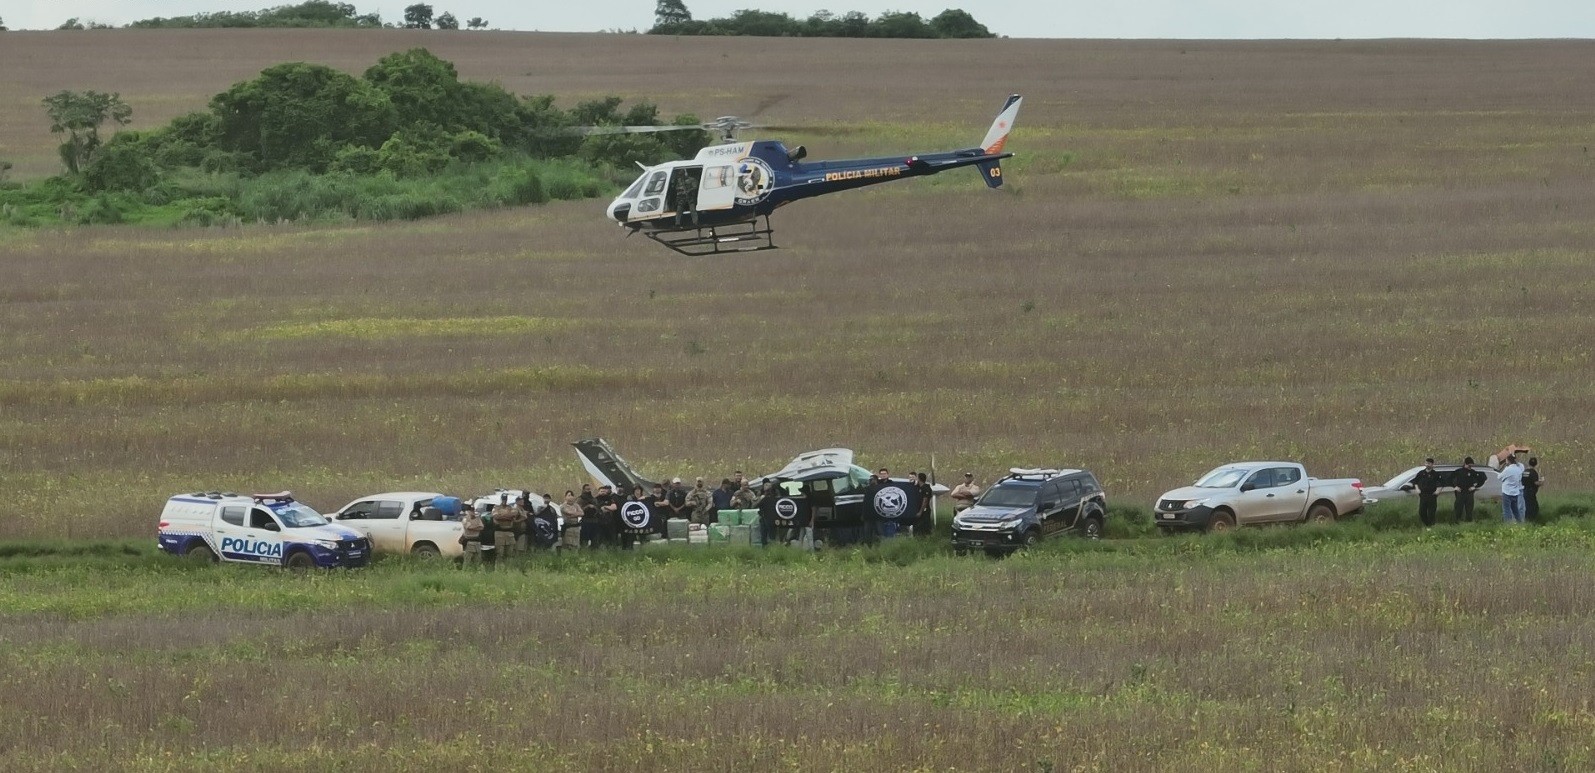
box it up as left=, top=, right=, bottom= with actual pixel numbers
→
left=649, top=0, right=995, bottom=38
left=41, top=2, right=490, bottom=31
left=8, top=1, right=996, bottom=37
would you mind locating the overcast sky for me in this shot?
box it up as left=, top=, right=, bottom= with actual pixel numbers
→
left=6, top=0, right=1594, bottom=37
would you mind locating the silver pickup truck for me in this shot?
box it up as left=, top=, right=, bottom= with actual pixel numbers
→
left=1154, top=461, right=1363, bottom=533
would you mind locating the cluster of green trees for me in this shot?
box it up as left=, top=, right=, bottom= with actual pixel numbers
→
left=650, top=1, right=994, bottom=38
left=0, top=49, right=706, bottom=227
left=127, top=1, right=383, bottom=29
left=52, top=2, right=488, bottom=31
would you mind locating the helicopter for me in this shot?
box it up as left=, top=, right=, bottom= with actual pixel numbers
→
left=586, top=95, right=1022, bottom=256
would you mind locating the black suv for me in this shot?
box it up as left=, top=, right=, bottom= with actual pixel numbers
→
left=951, top=468, right=1107, bottom=555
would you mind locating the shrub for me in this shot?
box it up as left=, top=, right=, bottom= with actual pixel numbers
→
left=448, top=130, right=501, bottom=162
left=77, top=193, right=130, bottom=224
left=83, top=141, right=160, bottom=192
left=376, top=132, right=450, bottom=177
left=492, top=166, right=547, bottom=205
left=330, top=144, right=382, bottom=174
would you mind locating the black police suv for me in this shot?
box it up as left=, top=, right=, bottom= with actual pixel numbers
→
left=951, top=468, right=1107, bottom=555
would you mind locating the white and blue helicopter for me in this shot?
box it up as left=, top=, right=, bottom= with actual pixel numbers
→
left=588, top=95, right=1022, bottom=255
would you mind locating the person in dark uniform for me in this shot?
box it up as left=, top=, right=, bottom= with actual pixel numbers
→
left=913, top=472, right=935, bottom=537
left=1452, top=457, right=1486, bottom=523
left=1524, top=457, right=1543, bottom=521
left=1401, top=457, right=1443, bottom=527
left=578, top=484, right=601, bottom=547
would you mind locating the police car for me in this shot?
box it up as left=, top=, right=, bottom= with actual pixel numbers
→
left=157, top=491, right=371, bottom=568
left=951, top=468, right=1108, bottom=555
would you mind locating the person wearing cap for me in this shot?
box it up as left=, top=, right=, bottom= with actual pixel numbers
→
left=666, top=477, right=689, bottom=521
left=1453, top=457, right=1487, bottom=523
left=686, top=477, right=714, bottom=524
left=1401, top=458, right=1443, bottom=527
left=950, top=473, right=981, bottom=514
left=1498, top=454, right=1526, bottom=524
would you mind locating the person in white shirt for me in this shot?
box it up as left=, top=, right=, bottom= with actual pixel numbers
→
left=1498, top=454, right=1526, bottom=524
left=950, top=472, right=981, bottom=513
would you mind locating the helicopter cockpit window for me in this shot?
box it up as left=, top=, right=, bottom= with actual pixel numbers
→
left=704, top=165, right=731, bottom=189
left=643, top=171, right=668, bottom=197
left=621, top=175, right=647, bottom=199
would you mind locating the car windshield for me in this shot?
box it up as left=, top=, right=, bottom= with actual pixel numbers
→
left=1382, top=469, right=1419, bottom=488
left=1195, top=467, right=1252, bottom=489
left=275, top=504, right=328, bottom=528
left=975, top=483, right=1036, bottom=508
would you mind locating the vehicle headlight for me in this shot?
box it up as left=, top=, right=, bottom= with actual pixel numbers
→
left=314, top=539, right=340, bottom=549
left=1183, top=499, right=1209, bottom=509
left=999, top=518, right=1025, bottom=531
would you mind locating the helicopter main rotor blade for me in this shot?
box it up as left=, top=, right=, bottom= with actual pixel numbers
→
left=574, top=124, right=713, bottom=136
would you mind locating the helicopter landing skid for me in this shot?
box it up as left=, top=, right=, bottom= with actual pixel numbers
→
left=643, top=217, right=777, bottom=256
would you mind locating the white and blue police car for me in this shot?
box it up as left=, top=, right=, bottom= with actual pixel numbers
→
left=157, top=491, right=371, bottom=568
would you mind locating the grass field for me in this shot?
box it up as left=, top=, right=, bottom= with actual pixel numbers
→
left=3, top=30, right=1595, bottom=769
left=6, top=512, right=1595, bottom=770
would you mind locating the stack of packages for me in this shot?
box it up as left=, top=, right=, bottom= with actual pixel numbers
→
left=688, top=523, right=709, bottom=545
left=666, top=518, right=690, bottom=545
left=710, top=509, right=761, bottom=546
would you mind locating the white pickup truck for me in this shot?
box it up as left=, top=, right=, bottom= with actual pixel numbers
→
left=328, top=491, right=465, bottom=558
left=1154, top=461, right=1363, bottom=533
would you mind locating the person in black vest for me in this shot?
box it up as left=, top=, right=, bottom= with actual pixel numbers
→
left=1453, top=457, right=1486, bottom=523
left=913, top=472, right=935, bottom=537
left=1523, top=457, right=1544, bottom=521
left=757, top=480, right=780, bottom=547
left=578, top=484, right=601, bottom=547
left=650, top=483, right=670, bottom=539
left=1401, top=457, right=1443, bottom=527
left=591, top=484, right=622, bottom=548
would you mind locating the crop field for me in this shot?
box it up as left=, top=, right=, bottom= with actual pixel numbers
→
left=3, top=30, right=1595, bottom=769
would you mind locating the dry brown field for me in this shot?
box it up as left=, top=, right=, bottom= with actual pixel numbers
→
left=4, top=32, right=1594, bottom=539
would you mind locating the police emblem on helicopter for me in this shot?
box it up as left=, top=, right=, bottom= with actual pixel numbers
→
left=872, top=486, right=909, bottom=520
left=734, top=158, right=776, bottom=206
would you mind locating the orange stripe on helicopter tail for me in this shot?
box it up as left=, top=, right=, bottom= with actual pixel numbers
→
left=985, top=137, right=1008, bottom=154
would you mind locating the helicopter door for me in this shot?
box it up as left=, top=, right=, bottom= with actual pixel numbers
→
left=665, top=166, right=703, bottom=218
left=696, top=164, right=738, bottom=212
left=629, top=169, right=670, bottom=222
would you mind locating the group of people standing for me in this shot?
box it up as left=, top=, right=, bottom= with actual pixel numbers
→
left=1405, top=453, right=1545, bottom=527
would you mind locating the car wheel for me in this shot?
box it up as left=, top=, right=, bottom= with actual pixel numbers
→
left=1307, top=504, right=1335, bottom=524
left=953, top=547, right=968, bottom=557
left=411, top=542, right=441, bottom=559
left=1207, top=511, right=1236, bottom=533
left=1021, top=529, right=1040, bottom=548
left=1081, top=516, right=1104, bottom=540
left=284, top=551, right=316, bottom=570
left=186, top=544, right=217, bottom=563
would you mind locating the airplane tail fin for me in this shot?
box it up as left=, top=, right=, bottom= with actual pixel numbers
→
left=572, top=438, right=657, bottom=492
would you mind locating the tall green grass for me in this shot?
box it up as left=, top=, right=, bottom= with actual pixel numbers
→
left=0, top=156, right=618, bottom=228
